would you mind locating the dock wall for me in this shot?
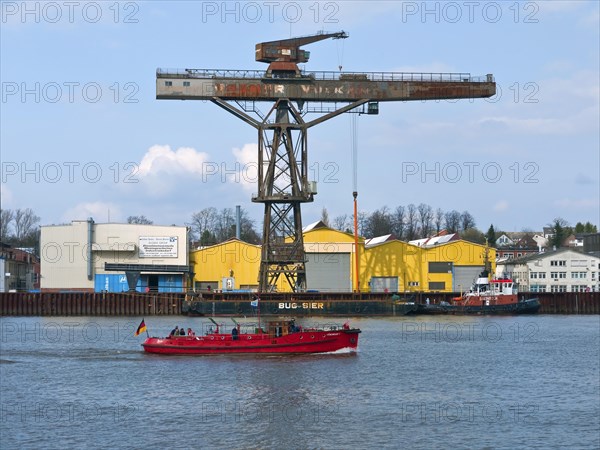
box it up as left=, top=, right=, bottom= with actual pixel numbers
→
left=0, top=292, right=598, bottom=316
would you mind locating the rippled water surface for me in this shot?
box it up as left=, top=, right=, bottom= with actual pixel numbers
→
left=1, top=315, right=599, bottom=449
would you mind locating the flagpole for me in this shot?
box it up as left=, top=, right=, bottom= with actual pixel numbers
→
left=257, top=294, right=261, bottom=332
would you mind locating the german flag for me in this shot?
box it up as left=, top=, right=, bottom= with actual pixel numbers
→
left=134, top=319, right=147, bottom=336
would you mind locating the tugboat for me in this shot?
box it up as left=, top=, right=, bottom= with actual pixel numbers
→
left=415, top=271, right=540, bottom=315
left=142, top=318, right=361, bottom=355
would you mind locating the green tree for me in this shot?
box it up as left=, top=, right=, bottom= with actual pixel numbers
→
left=486, top=224, right=497, bottom=246
left=461, top=227, right=486, bottom=245
left=550, top=218, right=570, bottom=248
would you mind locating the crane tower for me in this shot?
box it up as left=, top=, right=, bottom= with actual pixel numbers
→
left=156, top=31, right=496, bottom=292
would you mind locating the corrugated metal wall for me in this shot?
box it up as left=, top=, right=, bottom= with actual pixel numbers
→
left=305, top=253, right=351, bottom=292
left=453, top=266, right=485, bottom=291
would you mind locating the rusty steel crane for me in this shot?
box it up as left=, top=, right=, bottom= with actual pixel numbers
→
left=156, top=32, right=496, bottom=293
left=255, top=30, right=348, bottom=77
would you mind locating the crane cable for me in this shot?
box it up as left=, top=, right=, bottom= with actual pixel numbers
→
left=337, top=38, right=345, bottom=71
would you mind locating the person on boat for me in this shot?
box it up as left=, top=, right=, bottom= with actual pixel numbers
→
left=170, top=326, right=179, bottom=337
left=179, top=327, right=186, bottom=336
left=187, top=328, right=194, bottom=336
left=231, top=327, right=239, bottom=340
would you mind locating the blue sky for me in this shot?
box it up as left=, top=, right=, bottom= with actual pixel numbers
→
left=1, top=0, right=598, bottom=233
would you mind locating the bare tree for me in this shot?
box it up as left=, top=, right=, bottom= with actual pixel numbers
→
left=190, top=207, right=218, bottom=242
left=417, top=203, right=434, bottom=238
left=391, top=205, right=405, bottom=240
left=332, top=214, right=351, bottom=232
left=459, top=211, right=476, bottom=232
left=357, top=211, right=369, bottom=237
left=434, top=208, right=444, bottom=234
left=364, top=206, right=392, bottom=238
left=444, top=210, right=461, bottom=233
left=238, top=208, right=261, bottom=244
left=215, top=208, right=236, bottom=242
left=1, top=209, right=14, bottom=242
left=405, top=204, right=418, bottom=241
left=14, top=208, right=40, bottom=241
left=320, top=207, right=330, bottom=227
left=127, top=215, right=153, bottom=225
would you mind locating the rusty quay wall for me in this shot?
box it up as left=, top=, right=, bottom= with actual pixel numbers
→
left=0, top=292, right=598, bottom=316
left=0, top=292, right=183, bottom=316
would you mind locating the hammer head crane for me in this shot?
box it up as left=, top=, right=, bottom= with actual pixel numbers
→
left=256, top=30, right=348, bottom=78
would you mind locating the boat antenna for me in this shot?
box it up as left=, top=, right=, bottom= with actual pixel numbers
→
left=484, top=238, right=492, bottom=279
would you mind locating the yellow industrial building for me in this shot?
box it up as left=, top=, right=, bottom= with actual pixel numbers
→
left=190, top=222, right=495, bottom=293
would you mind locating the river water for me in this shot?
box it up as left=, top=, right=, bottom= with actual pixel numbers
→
left=1, top=315, right=598, bottom=449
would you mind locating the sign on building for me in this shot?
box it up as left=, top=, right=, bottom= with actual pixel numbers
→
left=138, top=236, right=178, bottom=258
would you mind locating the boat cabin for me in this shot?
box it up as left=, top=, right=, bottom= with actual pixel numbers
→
left=267, top=320, right=299, bottom=337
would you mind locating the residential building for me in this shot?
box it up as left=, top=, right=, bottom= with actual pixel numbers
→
left=0, top=243, right=40, bottom=292
left=496, top=248, right=600, bottom=293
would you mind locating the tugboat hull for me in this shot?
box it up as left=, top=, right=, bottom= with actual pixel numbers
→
left=414, top=298, right=541, bottom=315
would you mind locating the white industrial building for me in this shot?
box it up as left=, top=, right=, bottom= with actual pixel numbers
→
left=40, top=219, right=190, bottom=292
left=496, top=248, right=600, bottom=293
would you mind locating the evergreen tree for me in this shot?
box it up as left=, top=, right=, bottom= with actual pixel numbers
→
left=486, top=224, right=497, bottom=246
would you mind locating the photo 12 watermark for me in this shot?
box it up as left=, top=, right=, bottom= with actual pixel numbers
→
left=398, top=321, right=540, bottom=343
left=1, top=401, right=137, bottom=424
left=399, top=401, right=539, bottom=423
left=1, top=321, right=140, bottom=344
left=200, top=1, right=340, bottom=24
left=1, top=82, right=139, bottom=104
left=200, top=400, right=340, bottom=424
left=1, top=161, right=139, bottom=184
left=401, top=161, right=540, bottom=184
left=1, top=1, right=140, bottom=24
left=399, top=1, right=540, bottom=24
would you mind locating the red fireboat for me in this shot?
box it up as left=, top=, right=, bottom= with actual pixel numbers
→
left=142, top=318, right=361, bottom=355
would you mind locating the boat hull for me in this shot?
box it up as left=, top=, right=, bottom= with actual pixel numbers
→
left=142, top=329, right=361, bottom=355
left=413, top=298, right=541, bottom=315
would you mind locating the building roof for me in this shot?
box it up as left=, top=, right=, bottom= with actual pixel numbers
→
left=408, top=233, right=458, bottom=247
left=302, top=220, right=327, bottom=233
left=364, top=234, right=396, bottom=248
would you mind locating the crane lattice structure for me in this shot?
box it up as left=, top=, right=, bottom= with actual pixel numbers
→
left=156, top=31, right=496, bottom=293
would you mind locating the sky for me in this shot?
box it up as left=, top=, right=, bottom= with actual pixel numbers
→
left=1, top=0, right=599, bottom=234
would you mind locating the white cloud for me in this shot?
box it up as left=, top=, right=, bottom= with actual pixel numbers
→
left=476, top=116, right=570, bottom=134
left=231, top=143, right=258, bottom=191
left=138, top=145, right=210, bottom=177
left=0, top=185, right=13, bottom=206
left=62, top=202, right=121, bottom=223
left=493, top=201, right=509, bottom=212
